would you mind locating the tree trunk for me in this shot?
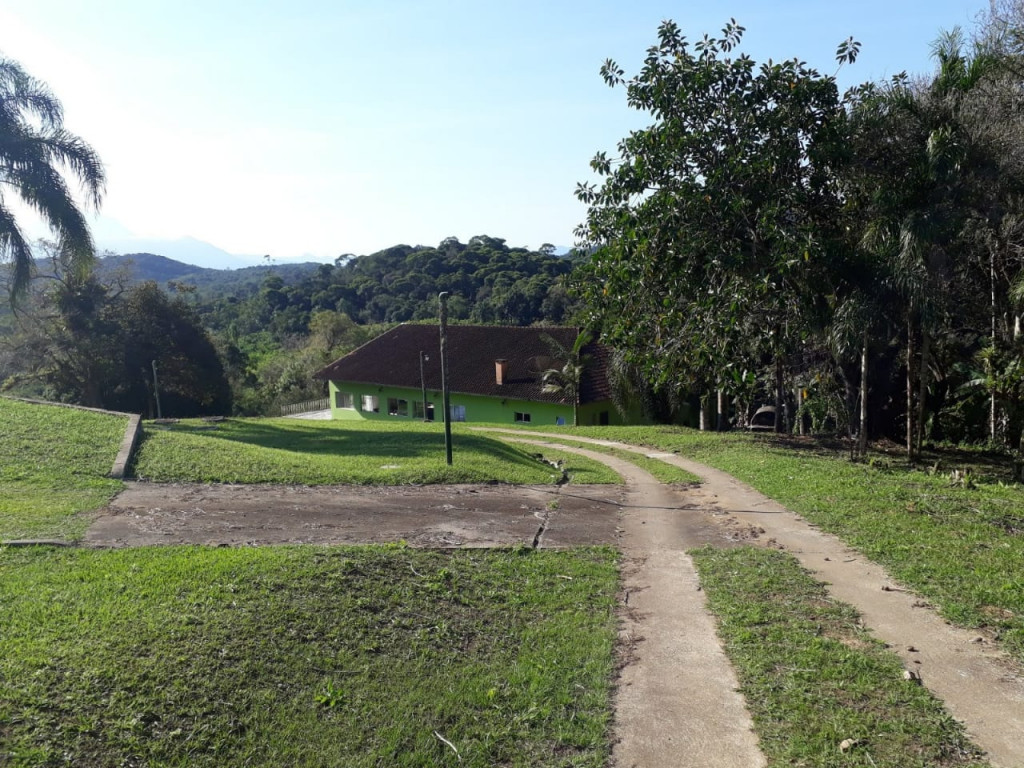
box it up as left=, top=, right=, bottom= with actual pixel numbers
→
left=991, top=246, right=998, bottom=443
left=699, top=394, right=712, bottom=431
left=859, top=333, right=869, bottom=458
left=906, top=315, right=915, bottom=462
left=916, top=328, right=930, bottom=453
left=795, top=386, right=805, bottom=435
left=836, top=363, right=855, bottom=439
left=82, top=362, right=104, bottom=409
left=716, top=389, right=725, bottom=431
left=774, top=357, right=784, bottom=433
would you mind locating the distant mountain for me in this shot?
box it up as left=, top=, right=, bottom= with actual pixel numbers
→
left=98, top=253, right=323, bottom=296
left=97, top=236, right=265, bottom=270
left=99, top=253, right=218, bottom=283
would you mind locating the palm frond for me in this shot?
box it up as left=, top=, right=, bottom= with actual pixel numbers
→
left=0, top=200, right=34, bottom=299
left=0, top=52, right=104, bottom=303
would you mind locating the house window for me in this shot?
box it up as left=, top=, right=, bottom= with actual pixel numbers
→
left=361, top=395, right=379, bottom=413
left=335, top=391, right=354, bottom=409
left=514, top=412, right=531, bottom=423
left=388, top=398, right=408, bottom=417
left=413, top=401, right=435, bottom=421
left=450, top=405, right=466, bottom=422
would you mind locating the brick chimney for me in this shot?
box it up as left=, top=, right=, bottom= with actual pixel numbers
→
left=495, top=359, right=508, bottom=386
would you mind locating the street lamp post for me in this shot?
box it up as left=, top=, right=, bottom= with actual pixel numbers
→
left=438, top=292, right=453, bottom=466
left=419, top=351, right=429, bottom=422
left=151, top=360, right=162, bottom=419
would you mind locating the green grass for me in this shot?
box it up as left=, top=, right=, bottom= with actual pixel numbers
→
left=132, top=418, right=618, bottom=485
left=533, top=425, right=1024, bottom=662
left=690, top=546, right=987, bottom=767
left=500, top=432, right=699, bottom=484
left=0, top=398, right=126, bottom=540
left=0, top=544, right=618, bottom=767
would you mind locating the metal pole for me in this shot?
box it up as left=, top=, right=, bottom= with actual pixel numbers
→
left=151, top=360, right=162, bottom=419
left=438, top=292, right=453, bottom=466
left=419, top=351, right=429, bottom=422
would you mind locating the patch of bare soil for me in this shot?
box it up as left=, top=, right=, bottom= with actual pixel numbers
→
left=84, top=482, right=625, bottom=549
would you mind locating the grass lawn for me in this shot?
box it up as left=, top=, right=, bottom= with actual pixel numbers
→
left=1, top=404, right=620, bottom=766
left=7, top=398, right=1014, bottom=765
left=691, top=546, right=987, bottom=767
left=0, top=544, right=618, bottom=767
left=490, top=430, right=700, bottom=484
left=133, top=418, right=619, bottom=485
left=535, top=425, right=1024, bottom=663
left=0, top=398, right=125, bottom=540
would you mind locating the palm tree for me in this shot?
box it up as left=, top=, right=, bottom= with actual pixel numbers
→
left=540, top=330, right=592, bottom=426
left=0, top=54, right=104, bottom=302
left=845, top=29, right=1004, bottom=460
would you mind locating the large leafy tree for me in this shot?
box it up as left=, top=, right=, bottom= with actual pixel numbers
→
left=0, top=54, right=104, bottom=302
left=575, top=19, right=857, bottom=430
left=4, top=252, right=230, bottom=416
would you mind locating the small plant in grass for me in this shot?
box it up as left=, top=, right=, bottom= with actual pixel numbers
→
left=315, top=680, right=345, bottom=709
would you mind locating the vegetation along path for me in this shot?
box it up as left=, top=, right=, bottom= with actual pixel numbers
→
left=482, top=428, right=1024, bottom=768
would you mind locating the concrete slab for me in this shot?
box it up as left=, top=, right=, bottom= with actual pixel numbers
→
left=84, top=482, right=623, bottom=549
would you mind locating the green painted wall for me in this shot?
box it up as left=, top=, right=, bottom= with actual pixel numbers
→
left=578, top=398, right=653, bottom=426
left=327, top=380, right=651, bottom=426
left=328, top=380, right=624, bottom=425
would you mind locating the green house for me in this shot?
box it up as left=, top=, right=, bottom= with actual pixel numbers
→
left=315, top=324, right=628, bottom=426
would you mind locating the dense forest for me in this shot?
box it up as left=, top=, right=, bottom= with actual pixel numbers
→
left=4, top=6, right=1024, bottom=462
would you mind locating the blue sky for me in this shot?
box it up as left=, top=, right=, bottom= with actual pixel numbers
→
left=2, top=1, right=990, bottom=264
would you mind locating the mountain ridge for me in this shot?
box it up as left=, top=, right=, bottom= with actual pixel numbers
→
left=98, top=253, right=322, bottom=294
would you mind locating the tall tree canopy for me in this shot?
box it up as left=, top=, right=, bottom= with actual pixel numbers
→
left=0, top=54, right=104, bottom=302
left=577, top=15, right=1024, bottom=450
left=575, top=20, right=857, bottom=424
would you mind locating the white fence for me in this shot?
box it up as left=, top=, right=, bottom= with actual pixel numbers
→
left=280, top=397, right=330, bottom=416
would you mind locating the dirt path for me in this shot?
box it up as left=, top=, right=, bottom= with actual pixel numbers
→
left=483, top=429, right=1024, bottom=768
left=504, top=438, right=767, bottom=767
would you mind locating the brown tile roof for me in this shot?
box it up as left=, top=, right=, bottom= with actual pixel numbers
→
left=315, top=324, right=612, bottom=405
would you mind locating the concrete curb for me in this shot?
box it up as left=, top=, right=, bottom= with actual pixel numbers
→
left=2, top=539, right=73, bottom=547
left=109, top=414, right=142, bottom=479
